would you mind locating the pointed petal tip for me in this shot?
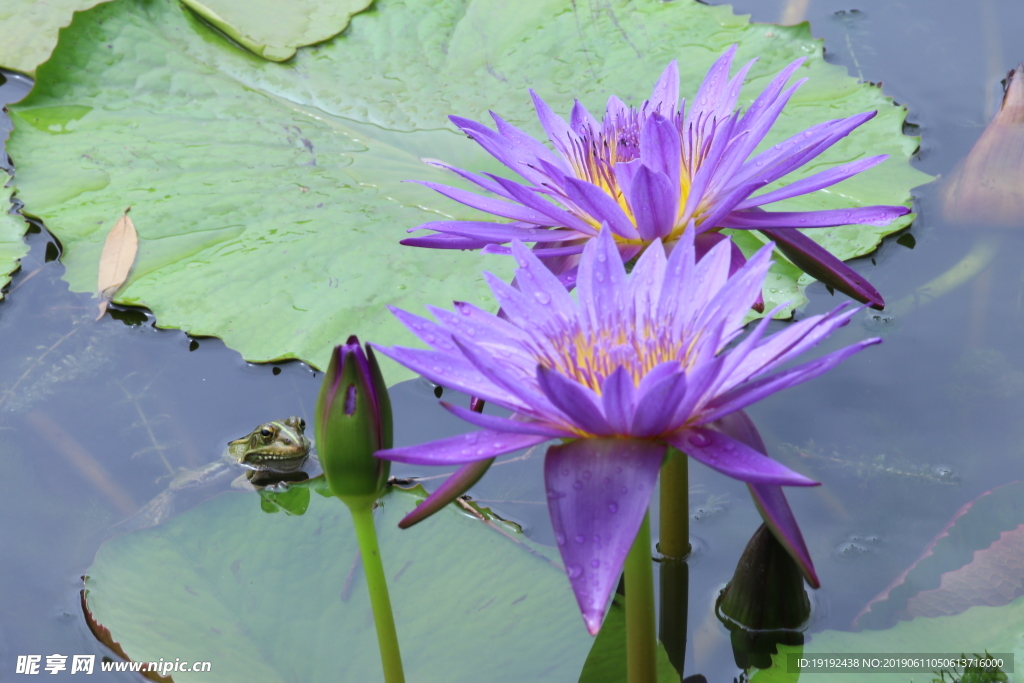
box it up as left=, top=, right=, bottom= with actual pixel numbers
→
left=583, top=612, right=603, bottom=636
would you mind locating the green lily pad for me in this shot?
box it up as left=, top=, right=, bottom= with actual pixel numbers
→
left=178, top=0, right=375, bottom=62
left=0, top=0, right=116, bottom=76
left=0, top=183, right=29, bottom=297
left=753, top=599, right=1024, bottom=683
left=8, top=0, right=930, bottom=384
left=578, top=595, right=678, bottom=683
left=83, top=479, right=593, bottom=681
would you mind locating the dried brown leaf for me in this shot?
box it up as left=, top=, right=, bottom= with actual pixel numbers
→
left=942, top=64, right=1024, bottom=227
left=96, top=209, right=138, bottom=320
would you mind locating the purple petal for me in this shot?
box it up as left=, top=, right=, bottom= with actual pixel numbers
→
left=649, top=60, right=679, bottom=115
left=600, top=365, right=636, bottom=434
left=449, top=115, right=550, bottom=186
left=509, top=240, right=579, bottom=321
left=562, top=178, right=640, bottom=240
left=734, top=155, right=890, bottom=210
left=630, top=371, right=688, bottom=437
left=688, top=44, right=738, bottom=124
left=544, top=437, right=667, bottom=634
left=488, top=174, right=599, bottom=236
left=537, top=366, right=613, bottom=436
left=701, top=338, right=882, bottom=423
left=452, top=336, right=560, bottom=418
left=425, top=160, right=513, bottom=197
left=530, top=90, right=575, bottom=156
left=373, top=343, right=519, bottom=408
left=483, top=243, right=586, bottom=258
left=410, top=220, right=579, bottom=244
left=377, top=429, right=549, bottom=465
left=681, top=112, right=740, bottom=225
left=709, top=411, right=820, bottom=588
left=413, top=181, right=560, bottom=223
left=759, top=227, right=886, bottom=309
left=570, top=100, right=600, bottom=134
left=626, top=166, right=677, bottom=241
left=639, top=114, right=682, bottom=192
left=491, top=111, right=570, bottom=175
left=720, top=206, right=910, bottom=230
left=664, top=427, right=818, bottom=486
left=576, top=228, right=629, bottom=329
left=441, top=401, right=571, bottom=438
left=731, top=112, right=878, bottom=189
left=398, top=459, right=495, bottom=529
left=401, top=233, right=492, bottom=249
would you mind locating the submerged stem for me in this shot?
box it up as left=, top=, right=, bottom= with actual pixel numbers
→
left=658, top=448, right=691, bottom=560
left=625, top=511, right=657, bottom=683
left=889, top=234, right=1001, bottom=316
left=348, top=503, right=405, bottom=683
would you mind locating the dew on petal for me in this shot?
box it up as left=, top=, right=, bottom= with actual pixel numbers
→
left=607, top=502, right=619, bottom=513
left=582, top=470, right=592, bottom=480
left=573, top=480, right=584, bottom=490
left=534, top=290, right=552, bottom=305
left=574, top=534, right=586, bottom=544
left=556, top=532, right=567, bottom=546
left=567, top=564, right=584, bottom=579
left=689, top=432, right=711, bottom=447
left=590, top=559, right=601, bottom=568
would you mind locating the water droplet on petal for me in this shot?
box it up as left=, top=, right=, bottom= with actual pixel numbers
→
left=533, top=290, right=551, bottom=305
left=590, top=559, right=600, bottom=568
left=574, top=534, right=585, bottom=544
left=556, top=532, right=567, bottom=546
left=582, top=470, right=592, bottom=480
left=607, top=502, right=618, bottom=513
left=573, top=480, right=583, bottom=490
left=567, top=564, right=583, bottom=579
left=620, top=486, right=628, bottom=494
left=689, top=432, right=710, bottom=447
left=561, top=468, right=570, bottom=476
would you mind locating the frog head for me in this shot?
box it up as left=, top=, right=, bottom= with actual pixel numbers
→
left=229, top=416, right=311, bottom=473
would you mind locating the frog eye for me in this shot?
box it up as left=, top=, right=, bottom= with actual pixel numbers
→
left=298, top=418, right=306, bottom=430
left=260, top=427, right=273, bottom=438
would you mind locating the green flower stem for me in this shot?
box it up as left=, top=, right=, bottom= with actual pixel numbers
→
left=658, top=448, right=691, bottom=560
left=347, top=501, right=405, bottom=683
left=625, top=511, right=657, bottom=683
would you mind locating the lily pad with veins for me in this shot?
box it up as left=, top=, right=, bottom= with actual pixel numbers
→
left=7, top=0, right=930, bottom=383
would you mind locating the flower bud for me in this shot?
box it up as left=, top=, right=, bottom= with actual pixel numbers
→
left=315, top=335, right=392, bottom=507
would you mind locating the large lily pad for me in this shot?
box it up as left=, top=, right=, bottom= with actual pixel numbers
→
left=0, top=0, right=116, bottom=76
left=83, top=479, right=593, bottom=681
left=753, top=600, right=1023, bottom=683
left=8, top=0, right=930, bottom=383
left=0, top=183, right=29, bottom=296
left=177, top=0, right=375, bottom=62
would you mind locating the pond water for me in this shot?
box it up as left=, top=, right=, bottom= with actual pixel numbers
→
left=2, top=0, right=1024, bottom=680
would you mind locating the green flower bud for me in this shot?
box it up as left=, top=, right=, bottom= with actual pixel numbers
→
left=315, top=336, right=392, bottom=507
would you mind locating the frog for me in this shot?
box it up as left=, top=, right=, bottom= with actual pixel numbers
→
left=120, top=417, right=313, bottom=530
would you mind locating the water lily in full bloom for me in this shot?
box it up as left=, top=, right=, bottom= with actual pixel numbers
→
left=405, top=45, right=909, bottom=309
left=375, top=226, right=880, bottom=634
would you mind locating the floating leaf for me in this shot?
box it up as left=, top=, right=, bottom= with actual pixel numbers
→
left=577, top=595, right=678, bottom=683
left=178, top=0, right=375, bottom=62
left=0, top=0, right=117, bottom=76
left=0, top=183, right=30, bottom=298
left=8, top=0, right=929, bottom=383
left=83, top=480, right=592, bottom=681
left=941, top=64, right=1024, bottom=227
left=855, top=481, right=1024, bottom=630
left=95, top=210, right=137, bottom=320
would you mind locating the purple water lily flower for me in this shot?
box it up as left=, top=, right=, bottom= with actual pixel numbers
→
left=405, top=45, right=909, bottom=309
left=375, top=227, right=880, bottom=634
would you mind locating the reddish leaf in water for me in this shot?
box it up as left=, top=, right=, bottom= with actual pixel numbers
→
left=903, top=523, right=1024, bottom=618
left=96, top=209, right=138, bottom=320
left=855, top=480, right=1024, bottom=629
